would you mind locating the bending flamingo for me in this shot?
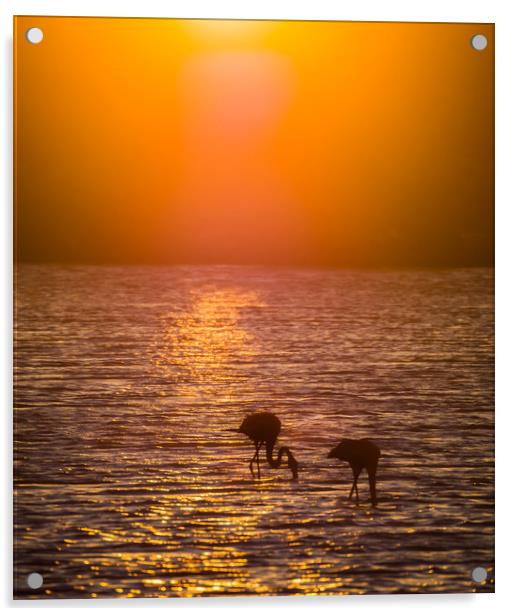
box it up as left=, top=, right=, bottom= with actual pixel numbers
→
left=328, top=438, right=380, bottom=506
left=229, top=412, right=298, bottom=480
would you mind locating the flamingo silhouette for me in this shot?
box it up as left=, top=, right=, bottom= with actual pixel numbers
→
left=328, top=438, right=380, bottom=506
left=229, top=412, right=298, bottom=480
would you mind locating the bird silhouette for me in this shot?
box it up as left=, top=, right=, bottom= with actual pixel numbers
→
left=328, top=438, right=380, bottom=506
left=229, top=412, right=298, bottom=480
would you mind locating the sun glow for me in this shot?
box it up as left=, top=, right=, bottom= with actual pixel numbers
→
left=15, top=17, right=493, bottom=266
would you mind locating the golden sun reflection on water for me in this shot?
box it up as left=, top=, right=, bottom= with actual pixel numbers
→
left=152, top=287, right=262, bottom=399
left=96, top=289, right=280, bottom=597
left=77, top=490, right=278, bottom=597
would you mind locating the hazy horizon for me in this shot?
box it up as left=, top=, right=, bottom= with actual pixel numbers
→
left=15, top=258, right=494, bottom=268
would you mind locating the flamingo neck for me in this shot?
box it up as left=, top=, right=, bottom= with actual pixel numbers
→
left=265, top=441, right=298, bottom=480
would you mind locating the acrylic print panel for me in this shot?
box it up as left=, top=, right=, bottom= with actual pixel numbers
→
left=13, top=16, right=494, bottom=599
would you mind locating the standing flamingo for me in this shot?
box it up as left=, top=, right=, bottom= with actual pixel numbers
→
left=229, top=412, right=298, bottom=480
left=328, top=438, right=380, bottom=506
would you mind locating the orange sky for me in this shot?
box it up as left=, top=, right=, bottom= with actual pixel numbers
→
left=15, top=17, right=493, bottom=266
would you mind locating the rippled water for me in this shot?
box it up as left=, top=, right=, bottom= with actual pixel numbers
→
left=14, top=265, right=494, bottom=598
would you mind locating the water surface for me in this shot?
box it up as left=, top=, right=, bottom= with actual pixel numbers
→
left=14, top=265, right=494, bottom=597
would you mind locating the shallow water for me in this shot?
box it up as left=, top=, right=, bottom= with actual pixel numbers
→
left=14, top=265, right=494, bottom=598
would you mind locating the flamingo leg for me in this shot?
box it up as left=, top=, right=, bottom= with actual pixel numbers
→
left=249, top=443, right=259, bottom=476
left=256, top=441, right=263, bottom=479
left=348, top=466, right=361, bottom=505
left=249, top=441, right=263, bottom=478
left=354, top=477, right=360, bottom=505
left=367, top=462, right=378, bottom=506
left=349, top=476, right=359, bottom=504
